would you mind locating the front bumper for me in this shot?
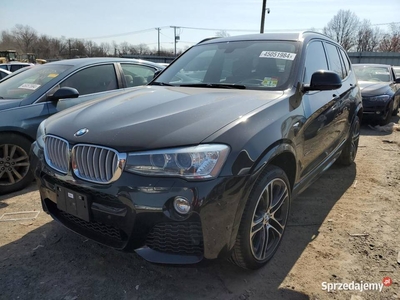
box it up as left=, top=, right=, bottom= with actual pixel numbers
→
left=362, top=98, right=391, bottom=120
left=30, top=142, right=250, bottom=264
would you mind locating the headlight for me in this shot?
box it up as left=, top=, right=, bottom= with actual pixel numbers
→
left=369, top=95, right=390, bottom=102
left=125, top=144, right=230, bottom=179
left=36, top=120, right=46, bottom=148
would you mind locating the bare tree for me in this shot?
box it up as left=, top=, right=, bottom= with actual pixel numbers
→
left=355, top=20, right=382, bottom=52
left=323, top=10, right=360, bottom=51
left=135, top=43, right=151, bottom=55
left=100, top=42, right=112, bottom=56
left=119, top=42, right=131, bottom=55
left=35, top=35, right=52, bottom=59
left=0, top=30, right=17, bottom=50
left=215, top=30, right=230, bottom=38
left=12, top=24, right=38, bottom=54
left=379, top=23, right=400, bottom=52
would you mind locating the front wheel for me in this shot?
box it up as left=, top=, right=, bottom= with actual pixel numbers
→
left=230, top=165, right=291, bottom=270
left=337, top=115, right=360, bottom=166
left=0, top=134, right=34, bottom=195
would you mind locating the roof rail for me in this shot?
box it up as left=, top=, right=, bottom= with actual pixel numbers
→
left=197, top=37, right=220, bottom=44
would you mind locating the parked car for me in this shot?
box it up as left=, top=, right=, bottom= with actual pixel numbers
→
left=0, top=62, right=34, bottom=72
left=0, top=68, right=11, bottom=79
left=393, top=66, right=400, bottom=79
left=353, top=64, right=400, bottom=124
left=31, top=32, right=362, bottom=270
left=0, top=57, right=164, bottom=194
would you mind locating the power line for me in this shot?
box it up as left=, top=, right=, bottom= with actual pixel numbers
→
left=80, top=22, right=400, bottom=41
left=81, top=27, right=169, bottom=40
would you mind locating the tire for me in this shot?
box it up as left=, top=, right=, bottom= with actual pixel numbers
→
left=380, top=101, right=393, bottom=125
left=0, top=134, right=34, bottom=195
left=230, top=165, right=291, bottom=270
left=337, top=116, right=360, bottom=166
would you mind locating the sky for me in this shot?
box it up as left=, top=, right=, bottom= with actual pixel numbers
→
left=1, top=0, right=400, bottom=53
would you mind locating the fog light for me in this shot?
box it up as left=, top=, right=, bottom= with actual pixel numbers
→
left=376, top=111, right=381, bottom=115
left=173, top=196, right=191, bottom=214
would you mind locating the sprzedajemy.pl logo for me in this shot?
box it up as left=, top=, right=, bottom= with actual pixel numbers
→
left=322, top=277, right=392, bottom=293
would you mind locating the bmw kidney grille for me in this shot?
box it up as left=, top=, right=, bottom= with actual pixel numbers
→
left=44, top=135, right=126, bottom=184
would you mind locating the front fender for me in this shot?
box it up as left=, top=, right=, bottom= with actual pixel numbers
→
left=225, top=142, right=297, bottom=255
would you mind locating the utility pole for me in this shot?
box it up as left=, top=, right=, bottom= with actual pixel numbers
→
left=260, top=0, right=267, bottom=33
left=170, top=26, right=180, bottom=56
left=156, top=28, right=161, bottom=56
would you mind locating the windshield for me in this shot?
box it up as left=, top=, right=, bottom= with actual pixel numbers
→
left=353, top=65, right=391, bottom=82
left=153, top=40, right=298, bottom=90
left=0, top=64, right=72, bottom=100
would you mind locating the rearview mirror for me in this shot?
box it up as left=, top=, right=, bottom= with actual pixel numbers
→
left=50, top=87, right=79, bottom=100
left=302, top=71, right=342, bottom=93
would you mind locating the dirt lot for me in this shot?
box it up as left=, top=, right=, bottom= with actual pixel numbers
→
left=1, top=120, right=399, bottom=300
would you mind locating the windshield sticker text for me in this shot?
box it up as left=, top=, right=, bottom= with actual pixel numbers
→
left=18, top=83, right=41, bottom=90
left=259, top=51, right=296, bottom=60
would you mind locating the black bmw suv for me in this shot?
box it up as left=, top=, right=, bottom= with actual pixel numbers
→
left=31, top=32, right=362, bottom=270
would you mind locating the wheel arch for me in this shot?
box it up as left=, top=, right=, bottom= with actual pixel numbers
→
left=0, top=130, right=35, bottom=144
left=226, top=141, right=297, bottom=254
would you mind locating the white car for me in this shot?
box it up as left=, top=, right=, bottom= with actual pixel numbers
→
left=0, top=68, right=11, bottom=79
left=0, top=62, right=33, bottom=72
left=393, top=66, right=400, bottom=79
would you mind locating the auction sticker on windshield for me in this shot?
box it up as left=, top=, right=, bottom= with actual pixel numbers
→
left=18, top=83, right=40, bottom=90
left=260, top=51, right=296, bottom=60
left=262, top=77, right=278, bottom=87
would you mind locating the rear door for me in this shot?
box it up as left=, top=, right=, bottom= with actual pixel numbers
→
left=323, top=43, right=352, bottom=145
left=300, top=40, right=342, bottom=178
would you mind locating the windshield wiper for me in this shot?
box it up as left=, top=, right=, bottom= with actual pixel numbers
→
left=178, top=83, right=246, bottom=89
left=150, top=82, right=173, bottom=86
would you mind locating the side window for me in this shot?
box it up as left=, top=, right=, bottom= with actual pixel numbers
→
left=60, top=64, right=117, bottom=96
left=121, top=64, right=156, bottom=87
left=339, top=48, right=351, bottom=78
left=10, top=65, right=22, bottom=72
left=324, top=43, right=345, bottom=79
left=304, top=41, right=328, bottom=84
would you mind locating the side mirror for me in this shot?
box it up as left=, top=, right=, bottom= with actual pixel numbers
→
left=395, top=78, right=400, bottom=84
left=302, top=70, right=342, bottom=93
left=50, top=87, right=79, bottom=100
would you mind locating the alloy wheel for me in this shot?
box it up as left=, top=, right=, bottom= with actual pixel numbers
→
left=0, top=144, right=30, bottom=186
left=250, top=178, right=290, bottom=261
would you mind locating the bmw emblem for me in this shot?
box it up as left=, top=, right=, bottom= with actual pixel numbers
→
left=74, top=128, right=89, bottom=137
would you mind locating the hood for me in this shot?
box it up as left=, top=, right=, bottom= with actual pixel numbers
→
left=0, top=99, right=22, bottom=111
left=358, top=81, right=391, bottom=96
left=45, top=86, right=283, bottom=152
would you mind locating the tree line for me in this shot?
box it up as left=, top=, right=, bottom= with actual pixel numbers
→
left=323, top=10, right=400, bottom=52
left=0, top=24, right=180, bottom=61
left=1, top=10, right=399, bottom=61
